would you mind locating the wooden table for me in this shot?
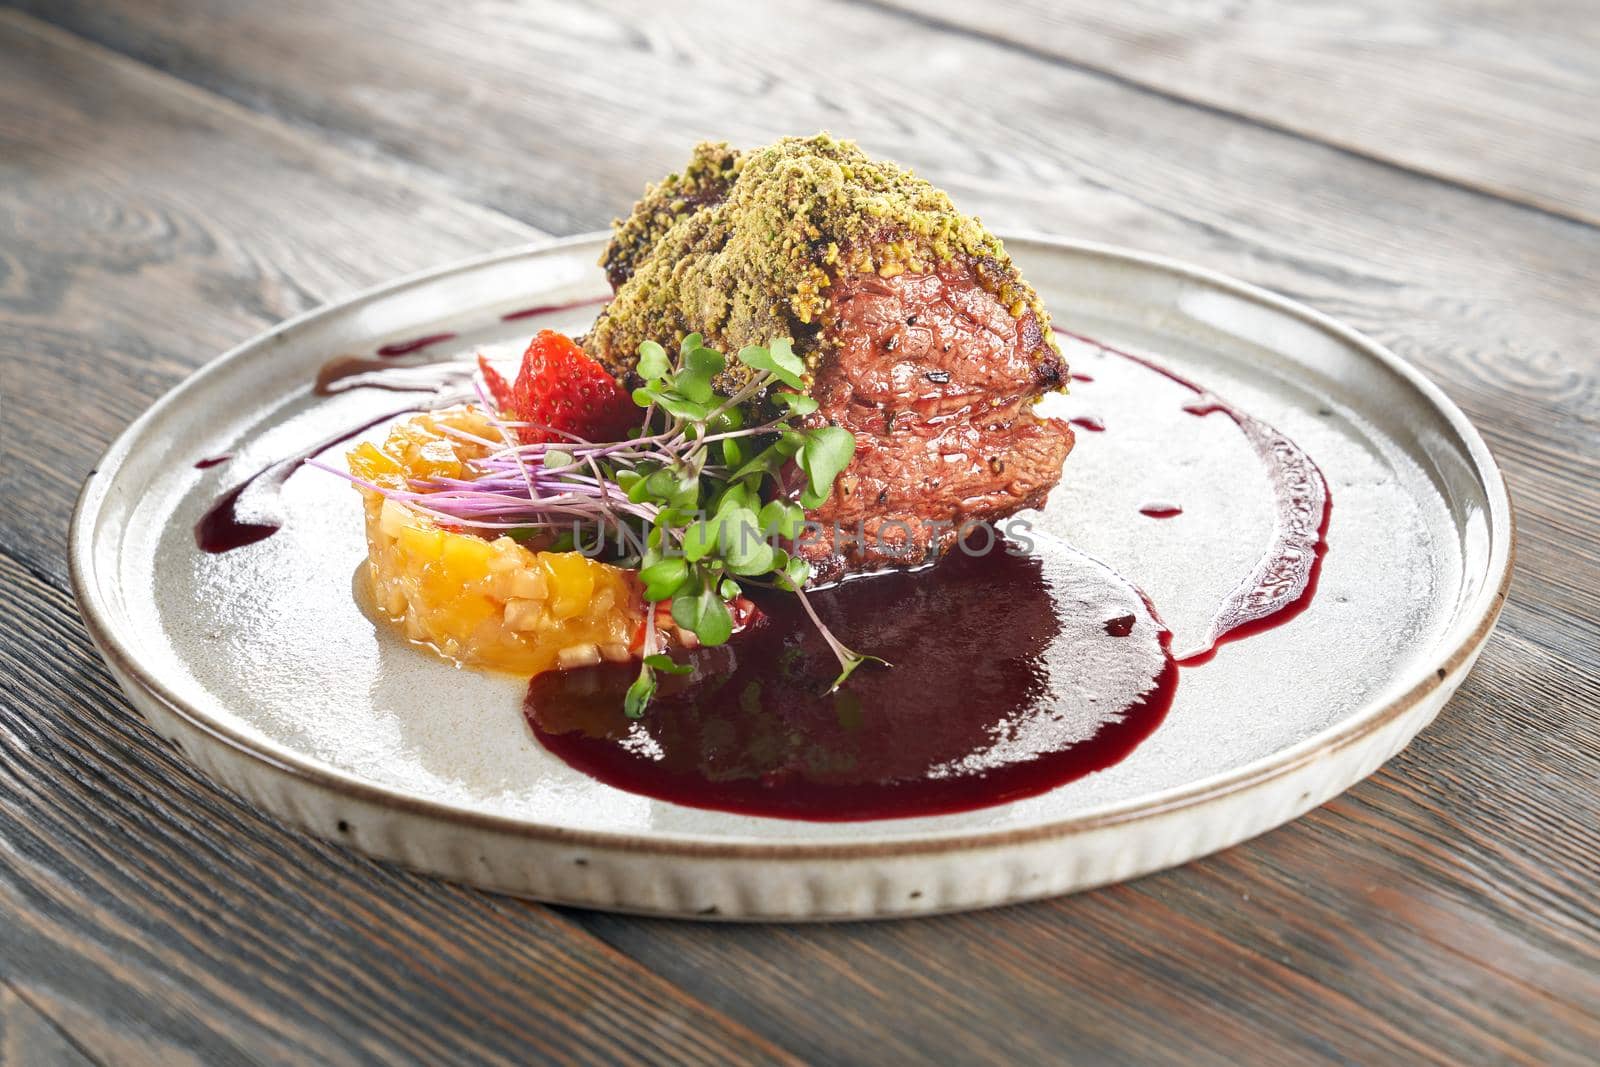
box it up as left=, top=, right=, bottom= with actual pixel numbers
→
left=3, top=2, right=1596, bottom=1063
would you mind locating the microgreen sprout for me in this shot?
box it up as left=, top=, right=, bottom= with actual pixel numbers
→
left=320, top=334, right=887, bottom=716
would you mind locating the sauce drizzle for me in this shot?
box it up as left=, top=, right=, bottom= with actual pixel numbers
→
left=500, top=296, right=608, bottom=322
left=1059, top=330, right=1330, bottom=663
left=195, top=410, right=420, bottom=553
left=376, top=332, right=457, bottom=358
left=195, top=360, right=473, bottom=553
left=315, top=356, right=472, bottom=396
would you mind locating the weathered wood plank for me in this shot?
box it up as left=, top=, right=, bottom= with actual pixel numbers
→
left=862, top=0, right=1600, bottom=226
left=0, top=16, right=796, bottom=1067
left=0, top=985, right=99, bottom=1067
left=0, top=11, right=538, bottom=582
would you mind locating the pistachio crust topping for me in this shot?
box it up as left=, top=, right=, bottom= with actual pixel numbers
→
left=585, top=133, right=1056, bottom=392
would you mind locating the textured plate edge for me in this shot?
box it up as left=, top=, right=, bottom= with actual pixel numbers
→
left=66, top=234, right=1515, bottom=888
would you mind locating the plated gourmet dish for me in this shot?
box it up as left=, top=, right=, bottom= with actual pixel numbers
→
left=197, top=134, right=1329, bottom=821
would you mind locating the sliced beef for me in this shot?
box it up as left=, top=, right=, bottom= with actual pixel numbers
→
left=795, top=259, right=1074, bottom=581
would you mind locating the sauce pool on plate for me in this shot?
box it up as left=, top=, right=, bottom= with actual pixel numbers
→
left=526, top=548, right=1178, bottom=821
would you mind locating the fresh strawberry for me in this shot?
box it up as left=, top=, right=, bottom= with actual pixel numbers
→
left=477, top=353, right=517, bottom=414
left=478, top=330, right=636, bottom=444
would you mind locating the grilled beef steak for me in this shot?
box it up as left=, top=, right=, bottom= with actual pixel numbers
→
left=585, top=134, right=1074, bottom=580
left=799, top=259, right=1071, bottom=578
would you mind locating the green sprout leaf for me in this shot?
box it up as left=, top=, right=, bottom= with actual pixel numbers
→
left=686, top=344, right=726, bottom=378
left=670, top=472, right=701, bottom=511
left=772, top=391, right=819, bottom=416
left=543, top=448, right=575, bottom=471
left=637, top=340, right=670, bottom=381
left=639, top=557, right=689, bottom=602
left=643, top=652, right=692, bottom=676
left=652, top=391, right=712, bottom=421
left=641, top=467, right=679, bottom=502
left=624, top=663, right=657, bottom=719
left=760, top=499, right=805, bottom=540
left=708, top=407, right=744, bottom=433
left=714, top=480, right=760, bottom=518
left=652, top=505, right=695, bottom=532
left=720, top=506, right=775, bottom=576
left=767, top=337, right=805, bottom=378
left=735, top=341, right=804, bottom=390
left=776, top=554, right=811, bottom=592
left=671, top=585, right=734, bottom=646
left=730, top=432, right=804, bottom=483
left=798, top=426, right=855, bottom=507
left=682, top=517, right=719, bottom=563
left=625, top=476, right=655, bottom=504
left=675, top=367, right=716, bottom=405
left=828, top=651, right=892, bottom=693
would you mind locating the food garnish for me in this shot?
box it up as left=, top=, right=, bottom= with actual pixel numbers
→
left=330, top=329, right=885, bottom=716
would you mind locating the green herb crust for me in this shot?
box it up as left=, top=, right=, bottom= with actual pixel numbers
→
left=584, top=133, right=1057, bottom=392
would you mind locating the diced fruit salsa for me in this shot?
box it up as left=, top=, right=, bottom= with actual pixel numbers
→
left=348, top=405, right=648, bottom=675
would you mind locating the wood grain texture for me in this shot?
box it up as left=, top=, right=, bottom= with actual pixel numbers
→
left=0, top=11, right=543, bottom=584
left=0, top=16, right=793, bottom=1067
left=862, top=0, right=1600, bottom=226
left=2, top=1, right=1597, bottom=1064
left=0, top=985, right=99, bottom=1067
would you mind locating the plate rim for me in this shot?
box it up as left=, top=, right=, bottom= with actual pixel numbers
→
left=69, top=231, right=1516, bottom=860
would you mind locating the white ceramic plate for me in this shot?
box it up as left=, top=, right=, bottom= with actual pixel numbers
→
left=71, top=234, right=1512, bottom=920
